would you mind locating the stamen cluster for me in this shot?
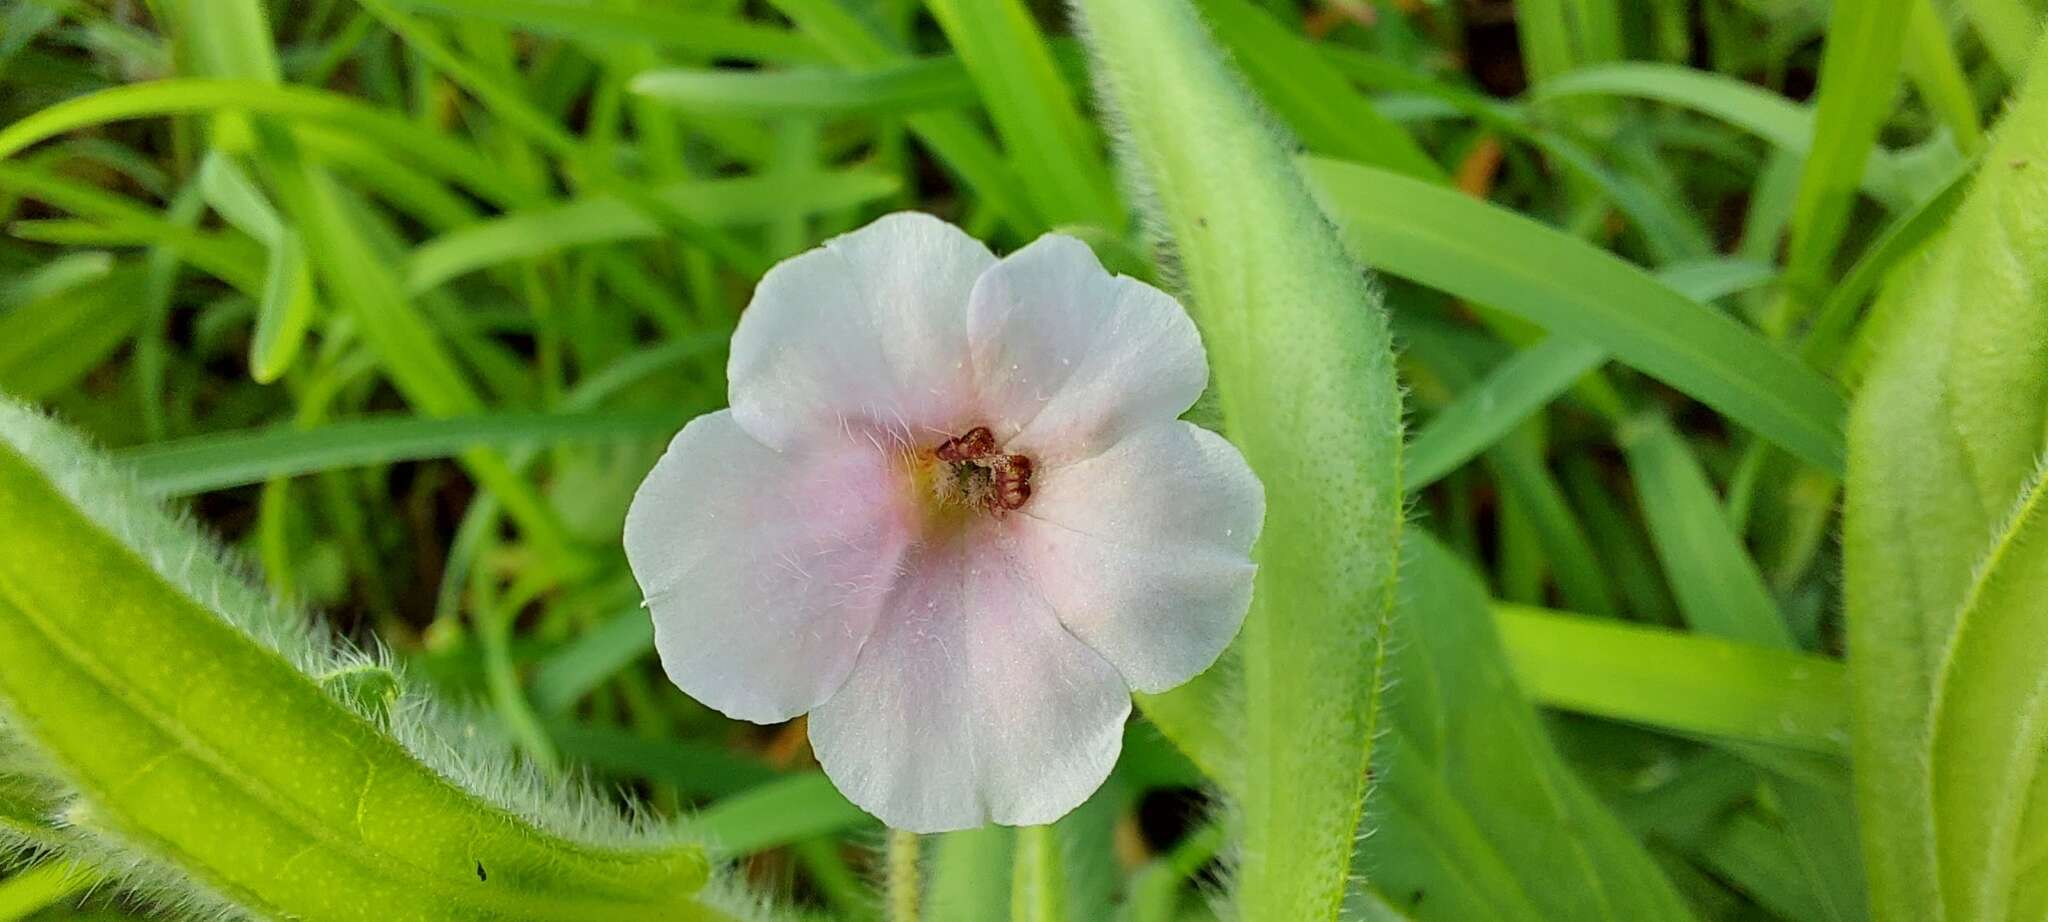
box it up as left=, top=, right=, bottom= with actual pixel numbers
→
left=932, top=426, right=1033, bottom=514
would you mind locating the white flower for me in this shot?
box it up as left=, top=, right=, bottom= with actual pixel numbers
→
left=624, top=212, right=1263, bottom=832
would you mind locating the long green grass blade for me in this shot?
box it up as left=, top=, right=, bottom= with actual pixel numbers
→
left=529, top=608, right=654, bottom=714
left=198, top=153, right=314, bottom=383
left=1188, top=0, right=1441, bottom=180
left=119, top=410, right=682, bottom=495
left=1305, top=157, right=1846, bottom=474
left=0, top=79, right=536, bottom=207
left=0, top=270, right=143, bottom=401
left=1405, top=260, right=1774, bottom=489
left=925, top=0, right=1119, bottom=229
left=1621, top=415, right=1797, bottom=649
left=1532, top=63, right=1911, bottom=206
left=1781, top=0, right=1909, bottom=312
left=405, top=171, right=898, bottom=294
left=633, top=53, right=1013, bottom=118
left=688, top=774, right=870, bottom=857
left=1495, top=604, right=1846, bottom=753
left=377, top=0, right=823, bottom=63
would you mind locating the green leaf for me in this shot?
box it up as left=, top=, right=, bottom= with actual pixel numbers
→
left=549, top=725, right=774, bottom=801
left=0, top=251, right=113, bottom=310
left=687, top=774, right=870, bottom=857
left=765, top=0, right=1040, bottom=233
left=0, top=164, right=264, bottom=293
left=118, top=410, right=682, bottom=495
left=0, top=269, right=144, bottom=401
left=1073, top=2, right=1405, bottom=919
left=405, top=170, right=899, bottom=294
left=0, top=409, right=725, bottom=921
left=1698, top=812, right=1835, bottom=922
left=1902, top=0, right=1984, bottom=156
left=0, top=79, right=536, bottom=209
left=198, top=153, right=314, bottom=383
left=374, top=0, right=824, bottom=63
left=1363, top=536, right=1695, bottom=922
left=1801, top=155, right=1975, bottom=376
left=1845, top=45, right=2048, bottom=922
left=924, top=0, right=1120, bottom=229
left=1620, top=415, right=1796, bottom=650
left=1531, top=63, right=1912, bottom=207
left=1186, top=0, right=1441, bottom=180
left=1405, top=337, right=1603, bottom=490
left=1304, top=156, right=1847, bottom=475
left=1927, top=472, right=2048, bottom=920
left=1125, top=824, right=1223, bottom=922
left=632, top=54, right=1000, bottom=118
left=1494, top=605, right=1847, bottom=753
left=1783, top=0, right=1909, bottom=307
left=1405, top=259, right=1775, bottom=490
left=529, top=607, right=655, bottom=714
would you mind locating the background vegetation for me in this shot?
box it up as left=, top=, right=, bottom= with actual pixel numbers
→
left=0, top=0, right=2041, bottom=920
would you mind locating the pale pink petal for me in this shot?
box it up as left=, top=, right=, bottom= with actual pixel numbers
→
left=728, top=212, right=994, bottom=449
left=807, top=526, right=1131, bottom=832
left=966, top=234, right=1208, bottom=466
left=1012, top=422, right=1262, bottom=693
left=623, top=411, right=916, bottom=724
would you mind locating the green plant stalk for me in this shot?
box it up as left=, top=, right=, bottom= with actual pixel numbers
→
left=1009, top=825, right=1064, bottom=922
left=888, top=829, right=922, bottom=922
left=1072, top=2, right=1405, bottom=919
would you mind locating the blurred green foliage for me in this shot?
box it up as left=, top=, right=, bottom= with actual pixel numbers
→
left=0, top=0, right=2042, bottom=920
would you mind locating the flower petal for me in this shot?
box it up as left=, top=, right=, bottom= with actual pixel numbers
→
left=623, top=411, right=916, bottom=724
left=1011, top=421, right=1262, bottom=693
left=968, top=234, right=1208, bottom=465
left=728, top=212, right=995, bottom=449
left=808, top=526, right=1131, bottom=832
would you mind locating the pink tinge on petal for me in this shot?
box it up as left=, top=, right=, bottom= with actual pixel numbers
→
left=967, top=234, right=1208, bottom=466
left=808, top=521, right=1131, bottom=833
left=728, top=212, right=995, bottom=450
left=624, top=411, right=920, bottom=724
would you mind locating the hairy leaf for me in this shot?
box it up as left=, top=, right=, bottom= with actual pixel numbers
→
left=1845, top=42, right=2048, bottom=922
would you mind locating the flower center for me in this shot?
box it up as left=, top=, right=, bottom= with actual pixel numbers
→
left=926, top=426, right=1033, bottom=515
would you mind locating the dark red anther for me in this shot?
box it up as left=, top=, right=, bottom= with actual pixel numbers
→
left=934, top=426, right=997, bottom=461
left=995, top=454, right=1033, bottom=511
